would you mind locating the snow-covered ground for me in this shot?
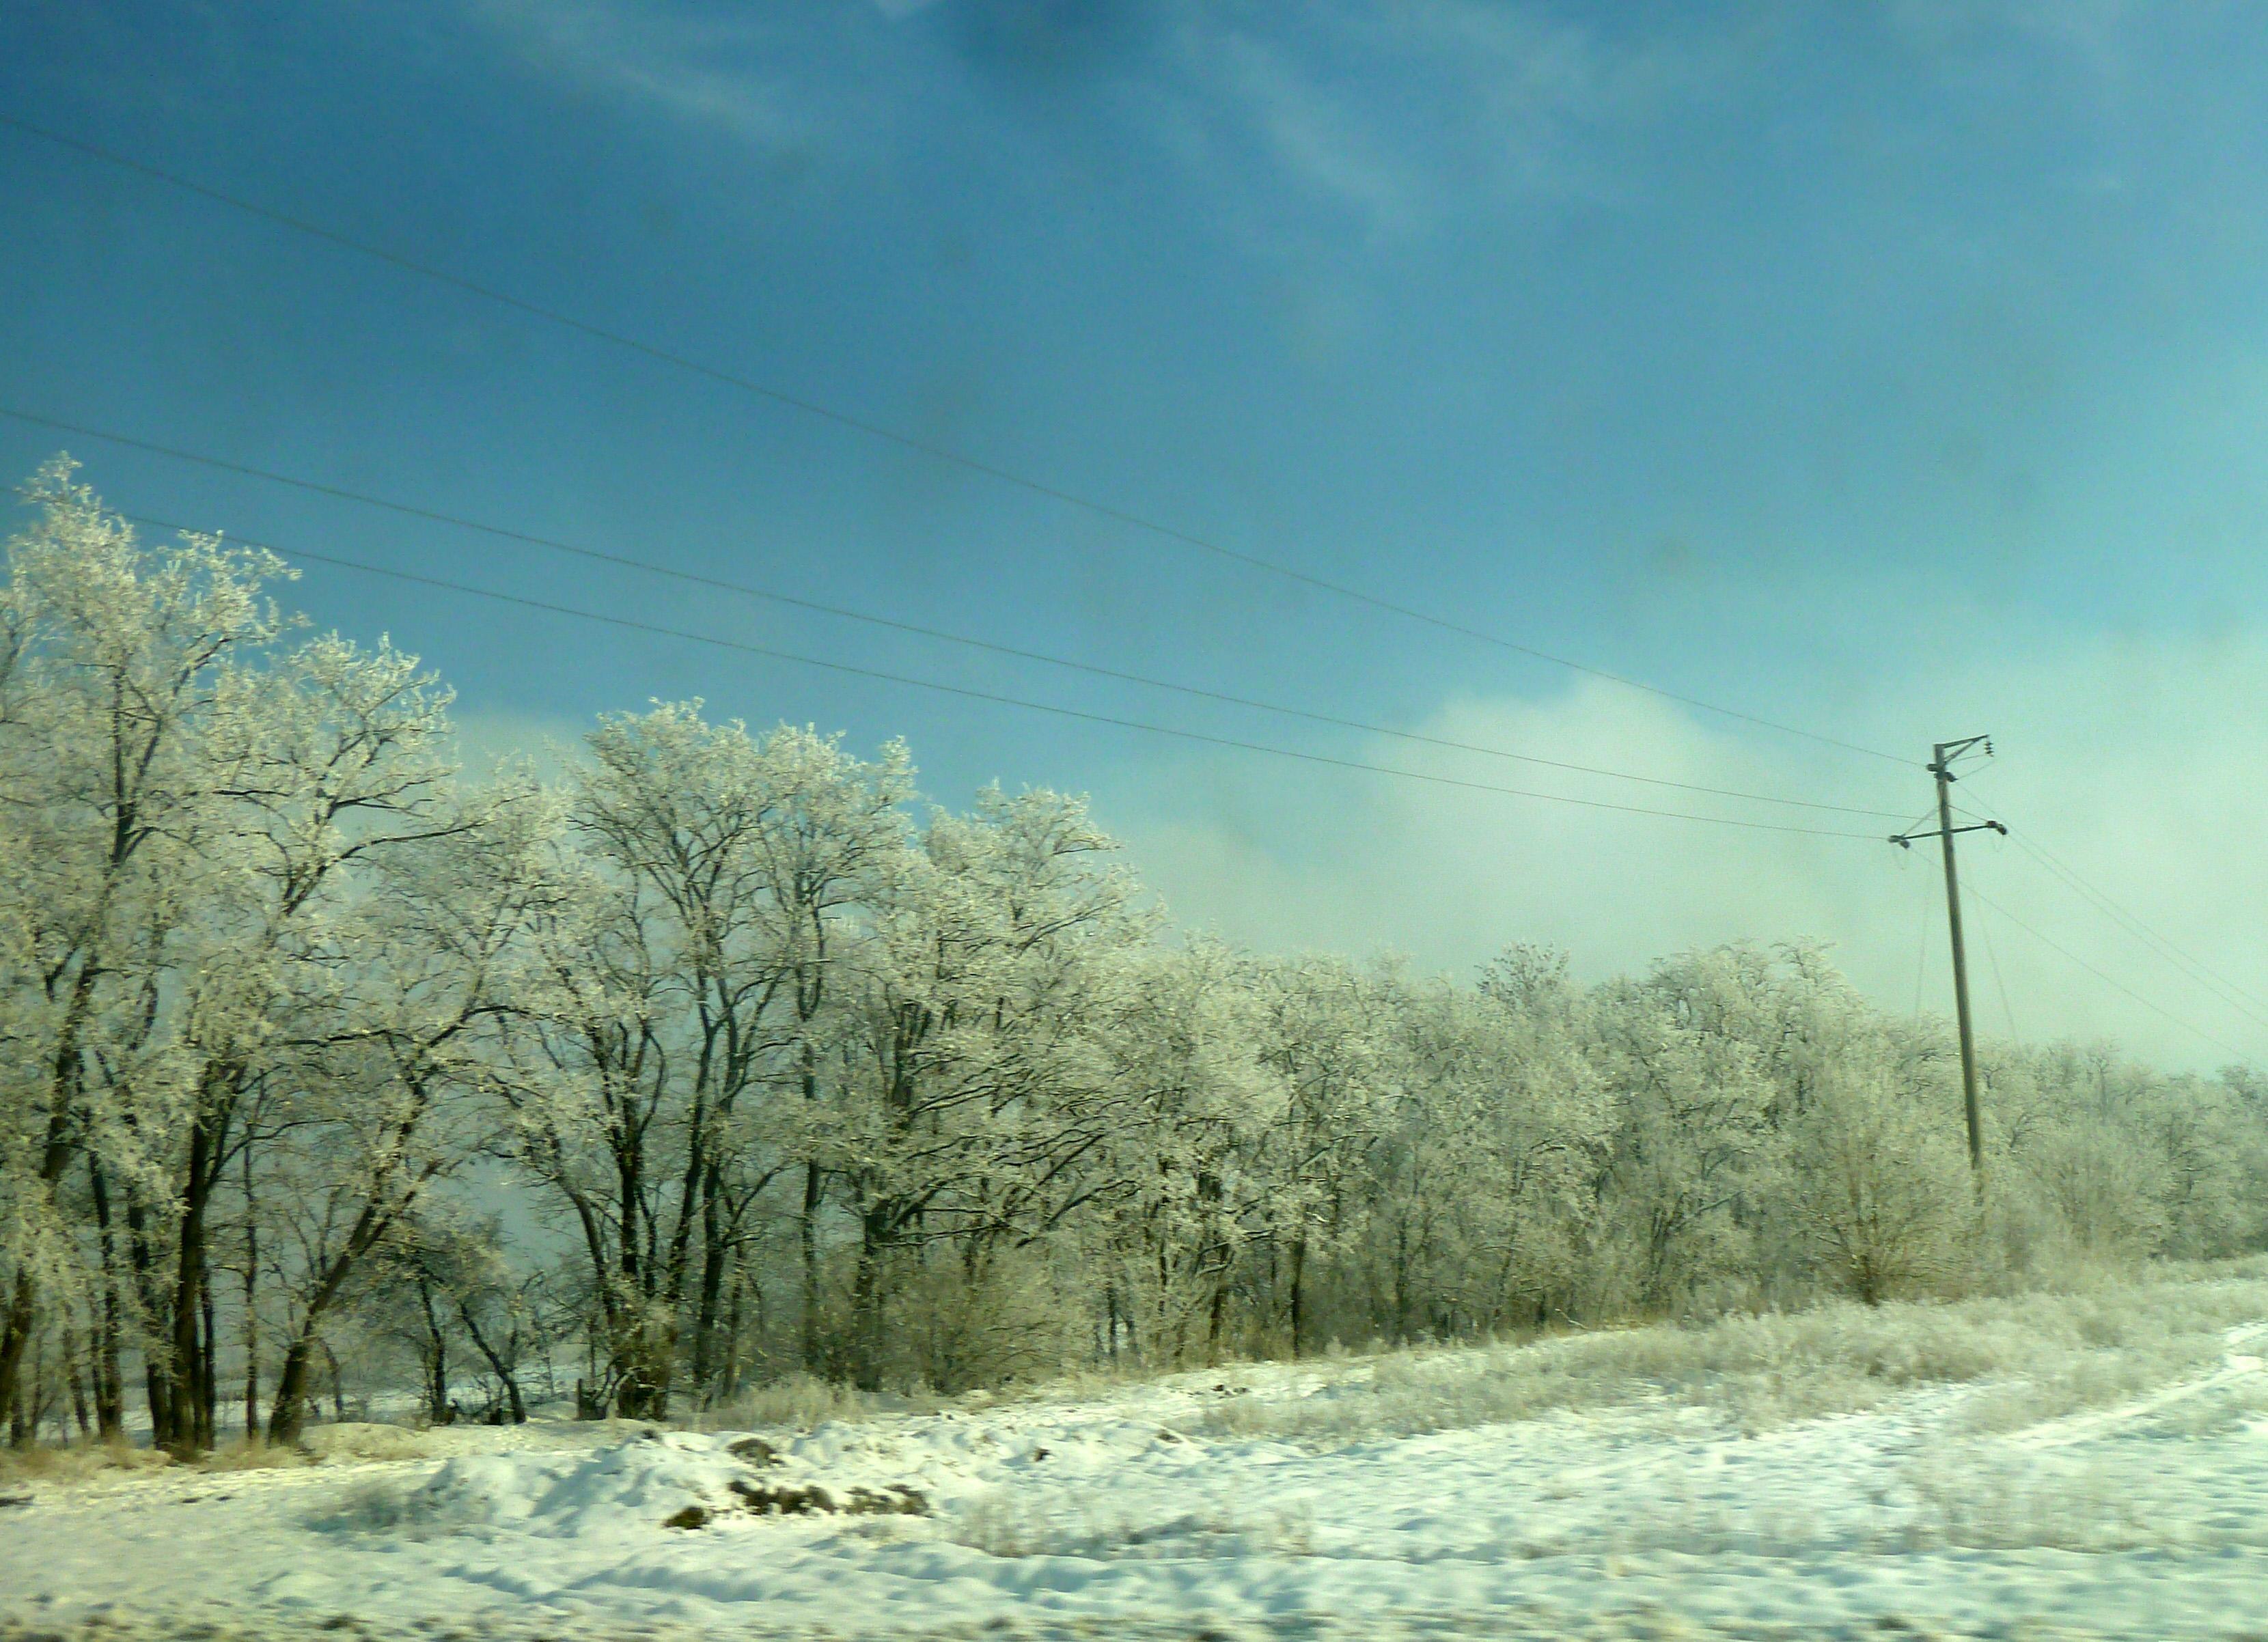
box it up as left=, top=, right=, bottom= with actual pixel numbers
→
left=5, top=1291, right=2268, bottom=1641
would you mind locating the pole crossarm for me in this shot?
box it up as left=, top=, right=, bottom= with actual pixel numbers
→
left=1889, top=820, right=2007, bottom=848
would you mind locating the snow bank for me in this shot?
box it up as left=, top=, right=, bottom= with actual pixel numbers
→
left=8, top=1282, right=2268, bottom=1641
left=414, top=1431, right=751, bottom=1535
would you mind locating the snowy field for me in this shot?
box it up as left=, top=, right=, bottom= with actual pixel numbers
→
left=5, top=1274, right=2268, bottom=1642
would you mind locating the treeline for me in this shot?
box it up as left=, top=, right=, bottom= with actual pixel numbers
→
left=3, top=462, right=2265, bottom=1452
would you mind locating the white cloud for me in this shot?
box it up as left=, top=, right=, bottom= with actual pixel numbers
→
left=440, top=626, right=2268, bottom=1081
left=449, top=702, right=595, bottom=784
left=1109, top=627, right=2268, bottom=1075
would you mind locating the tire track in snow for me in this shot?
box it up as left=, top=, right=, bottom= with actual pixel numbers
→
left=2003, top=1321, right=2268, bottom=1450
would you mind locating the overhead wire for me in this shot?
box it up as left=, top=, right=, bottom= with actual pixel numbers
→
left=1911, top=874, right=1933, bottom=1018
left=0, top=404, right=1914, bottom=822
left=2009, top=835, right=2268, bottom=1034
left=1962, top=791, right=2268, bottom=1029
left=1971, top=867, right=2019, bottom=1038
left=1896, top=800, right=1941, bottom=1017
left=21, top=111, right=2263, bottom=1057
left=1903, top=771, right=2260, bottom=1055
left=0, top=111, right=1915, bottom=768
left=1961, top=880, right=2253, bottom=1061
left=112, top=509, right=1891, bottom=840
left=1894, top=801, right=1942, bottom=841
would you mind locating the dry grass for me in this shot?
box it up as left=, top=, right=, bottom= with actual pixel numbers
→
left=0, top=1434, right=165, bottom=1485
left=195, top=1436, right=312, bottom=1472
left=1192, top=1263, right=2268, bottom=1446
left=2, top=1424, right=460, bottom=1481
left=693, top=1372, right=941, bottom=1433
left=299, top=1421, right=448, bottom=1463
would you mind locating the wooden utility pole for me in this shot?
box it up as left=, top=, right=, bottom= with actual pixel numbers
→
left=1892, top=737, right=2005, bottom=1174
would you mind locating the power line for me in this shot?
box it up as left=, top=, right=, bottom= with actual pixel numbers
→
left=1972, top=869, right=2019, bottom=1038
left=1935, top=772, right=2263, bottom=1059
left=1963, top=792, right=2268, bottom=1030
left=0, top=111, right=1913, bottom=769
left=2021, top=818, right=2268, bottom=1018
left=0, top=404, right=1913, bottom=822
left=2005, top=833, right=2268, bottom=1035
left=1894, top=802, right=1941, bottom=844
left=110, top=508, right=1887, bottom=840
left=1963, top=880, right=2253, bottom=1062
left=1911, top=868, right=1933, bottom=1018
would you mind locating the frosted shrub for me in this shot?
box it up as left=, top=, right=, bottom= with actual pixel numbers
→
left=2019, top=1119, right=2172, bottom=1260
left=1784, top=1064, right=1977, bottom=1305
left=879, top=1247, right=1081, bottom=1395
left=697, top=1374, right=943, bottom=1430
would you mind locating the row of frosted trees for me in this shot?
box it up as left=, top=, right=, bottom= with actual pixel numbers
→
left=5, top=463, right=2266, bottom=1451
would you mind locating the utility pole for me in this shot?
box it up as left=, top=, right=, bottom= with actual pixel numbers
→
left=1891, top=737, right=2006, bottom=1175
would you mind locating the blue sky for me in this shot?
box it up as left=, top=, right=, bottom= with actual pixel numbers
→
left=6, top=1, right=2268, bottom=1065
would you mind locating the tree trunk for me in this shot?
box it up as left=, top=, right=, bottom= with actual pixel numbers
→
left=322, top=1338, right=347, bottom=1423
left=689, top=1167, right=730, bottom=1401
left=0, top=964, right=102, bottom=1436
left=1288, top=1232, right=1310, bottom=1358
left=197, top=1270, right=218, bottom=1449
left=266, top=1331, right=318, bottom=1448
left=123, top=1191, right=172, bottom=1443
left=847, top=1204, right=896, bottom=1393
left=1392, top=1219, right=1413, bottom=1344
left=0, top=1095, right=82, bottom=1436
left=265, top=1178, right=424, bottom=1445
left=125, top=1195, right=178, bottom=1443
left=0, top=1270, right=36, bottom=1448
left=456, top=1298, right=526, bottom=1424
left=62, top=1311, right=92, bottom=1440
left=87, top=1158, right=125, bottom=1438
left=417, top=1278, right=450, bottom=1425
left=163, top=1104, right=222, bottom=1455
left=721, top=1270, right=750, bottom=1402
left=612, top=1324, right=670, bottom=1419
left=800, top=1160, right=825, bottom=1374
left=240, top=1141, right=260, bottom=1439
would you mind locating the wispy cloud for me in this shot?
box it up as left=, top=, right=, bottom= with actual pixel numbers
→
left=1885, top=0, right=2138, bottom=68
left=462, top=0, right=1743, bottom=244
left=466, top=0, right=844, bottom=152
left=1148, top=1, right=1739, bottom=235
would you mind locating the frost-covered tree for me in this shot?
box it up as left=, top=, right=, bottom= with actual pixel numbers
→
left=1077, top=941, right=1280, bottom=1366
left=1350, top=951, right=1605, bottom=1340
left=0, top=465, right=520, bottom=1450
left=816, top=786, right=1147, bottom=1389
left=258, top=782, right=555, bottom=1445
left=1782, top=1055, right=1974, bottom=1303
left=0, top=460, right=291, bottom=1444
left=504, top=708, right=913, bottom=1415
left=4, top=460, right=2265, bottom=1445
left=361, top=1209, right=535, bottom=1427
left=1586, top=950, right=1780, bottom=1309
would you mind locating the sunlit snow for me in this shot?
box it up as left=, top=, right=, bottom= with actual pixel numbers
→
left=4, top=1321, right=2265, bottom=1641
